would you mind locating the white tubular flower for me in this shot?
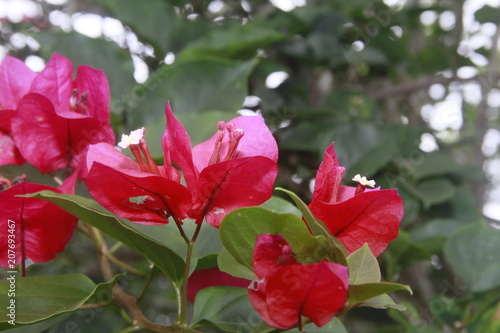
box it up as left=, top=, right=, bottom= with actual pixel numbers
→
left=352, top=174, right=376, bottom=188
left=118, top=127, right=145, bottom=149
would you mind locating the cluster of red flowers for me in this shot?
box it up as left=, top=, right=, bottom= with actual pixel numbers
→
left=0, top=54, right=114, bottom=270
left=246, top=144, right=403, bottom=329
left=0, top=54, right=403, bottom=329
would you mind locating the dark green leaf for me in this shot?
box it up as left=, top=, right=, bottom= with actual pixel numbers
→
left=27, top=191, right=186, bottom=287
left=475, top=5, right=500, bottom=24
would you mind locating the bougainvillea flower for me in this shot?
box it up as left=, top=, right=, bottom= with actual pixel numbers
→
left=10, top=53, right=114, bottom=177
left=0, top=55, right=36, bottom=166
left=187, top=267, right=250, bottom=302
left=0, top=174, right=78, bottom=270
left=248, top=234, right=348, bottom=329
left=309, top=143, right=404, bottom=257
left=86, top=103, right=278, bottom=227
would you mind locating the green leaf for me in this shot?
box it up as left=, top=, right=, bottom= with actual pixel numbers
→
left=35, top=31, right=136, bottom=108
left=191, top=286, right=261, bottom=333
left=283, top=317, right=348, bottom=332
left=411, top=152, right=468, bottom=180
left=383, top=230, right=430, bottom=278
left=260, top=196, right=302, bottom=217
left=347, top=244, right=381, bottom=284
left=475, top=5, right=500, bottom=24
left=0, top=274, right=119, bottom=330
left=180, top=24, right=284, bottom=59
left=95, top=0, right=185, bottom=54
left=316, top=123, right=399, bottom=176
left=444, top=222, right=500, bottom=292
left=219, top=207, right=320, bottom=270
left=276, top=187, right=347, bottom=265
left=362, top=294, right=407, bottom=311
left=218, top=247, right=256, bottom=281
left=28, top=191, right=186, bottom=287
left=348, top=282, right=412, bottom=308
left=413, top=178, right=456, bottom=209
left=127, top=57, right=258, bottom=127
left=324, top=124, right=399, bottom=177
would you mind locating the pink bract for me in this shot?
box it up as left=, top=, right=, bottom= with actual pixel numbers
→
left=10, top=53, right=114, bottom=178
left=0, top=55, right=36, bottom=166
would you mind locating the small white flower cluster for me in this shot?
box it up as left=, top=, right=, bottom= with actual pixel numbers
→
left=352, top=174, right=376, bottom=188
left=118, top=128, right=145, bottom=149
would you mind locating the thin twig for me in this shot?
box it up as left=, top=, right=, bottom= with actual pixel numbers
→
left=369, top=73, right=500, bottom=100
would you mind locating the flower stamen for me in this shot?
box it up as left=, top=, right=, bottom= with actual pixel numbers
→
left=118, top=128, right=160, bottom=175
left=69, top=89, right=88, bottom=114
left=352, top=174, right=376, bottom=195
left=222, top=128, right=244, bottom=161
left=208, top=121, right=226, bottom=166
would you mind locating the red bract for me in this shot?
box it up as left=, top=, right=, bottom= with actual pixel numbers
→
left=0, top=56, right=36, bottom=166
left=10, top=53, right=114, bottom=178
left=86, top=103, right=278, bottom=227
left=163, top=103, right=278, bottom=227
left=309, top=143, right=404, bottom=257
left=248, top=234, right=348, bottom=329
left=0, top=174, right=78, bottom=271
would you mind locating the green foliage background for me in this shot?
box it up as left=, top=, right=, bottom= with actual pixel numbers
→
left=1, top=0, right=500, bottom=332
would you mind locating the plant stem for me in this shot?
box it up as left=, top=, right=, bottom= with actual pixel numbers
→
left=109, top=241, right=124, bottom=254
left=116, top=326, right=143, bottom=333
left=137, top=268, right=159, bottom=302
left=178, top=221, right=203, bottom=325
left=104, top=252, right=148, bottom=276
